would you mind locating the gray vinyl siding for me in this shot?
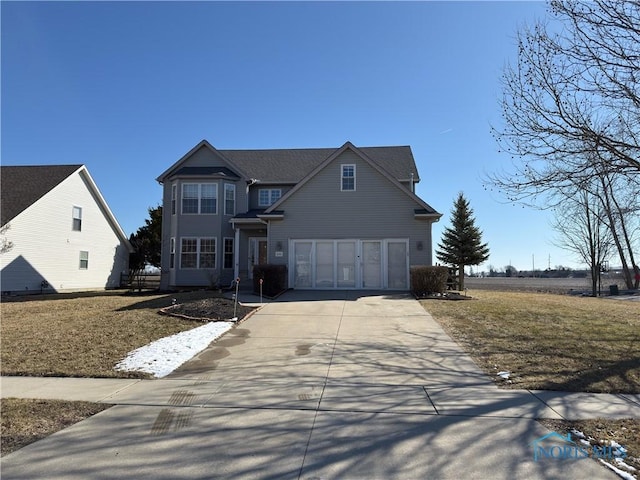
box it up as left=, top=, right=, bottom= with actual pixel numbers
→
left=159, top=146, right=248, bottom=289
left=268, top=150, right=435, bottom=272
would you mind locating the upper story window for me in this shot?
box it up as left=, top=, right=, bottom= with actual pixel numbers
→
left=258, top=188, right=281, bottom=207
left=224, top=184, right=236, bottom=216
left=341, top=164, right=356, bottom=191
left=182, top=183, right=217, bottom=214
left=171, top=184, right=177, bottom=215
left=72, top=206, right=82, bottom=231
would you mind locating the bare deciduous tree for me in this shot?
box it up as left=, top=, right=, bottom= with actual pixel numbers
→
left=488, top=0, right=640, bottom=288
left=0, top=224, right=14, bottom=254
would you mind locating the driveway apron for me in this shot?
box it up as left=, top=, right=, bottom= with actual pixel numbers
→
left=1, top=291, right=618, bottom=479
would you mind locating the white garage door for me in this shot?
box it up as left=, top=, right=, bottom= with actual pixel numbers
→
left=290, top=239, right=408, bottom=290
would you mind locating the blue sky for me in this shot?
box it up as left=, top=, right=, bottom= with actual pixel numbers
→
left=2, top=1, right=581, bottom=272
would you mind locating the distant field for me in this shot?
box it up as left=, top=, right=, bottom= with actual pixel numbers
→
left=464, top=275, right=626, bottom=294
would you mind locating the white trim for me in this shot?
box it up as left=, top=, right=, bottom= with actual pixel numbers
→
left=72, top=205, right=83, bottom=231
left=223, top=237, right=234, bottom=269
left=340, top=164, right=356, bottom=191
left=224, top=183, right=236, bottom=216
left=288, top=238, right=409, bottom=289
left=181, top=183, right=218, bottom=215
left=258, top=188, right=282, bottom=207
left=169, top=237, right=175, bottom=269
left=179, top=237, right=217, bottom=269
left=248, top=237, right=268, bottom=279
left=234, top=228, right=240, bottom=280
left=171, top=184, right=177, bottom=215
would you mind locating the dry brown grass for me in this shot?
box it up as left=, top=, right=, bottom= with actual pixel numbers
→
left=421, top=290, right=640, bottom=393
left=0, top=290, right=241, bottom=378
left=1, top=398, right=111, bottom=456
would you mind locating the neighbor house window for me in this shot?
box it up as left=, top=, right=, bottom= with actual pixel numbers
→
left=171, top=184, right=177, bottom=215
left=258, top=188, right=281, bottom=206
left=341, top=164, right=355, bottom=191
left=180, top=238, right=216, bottom=269
left=223, top=238, right=234, bottom=269
left=224, top=184, right=235, bottom=215
left=170, top=237, right=175, bottom=269
left=182, top=183, right=217, bottom=214
left=79, top=251, right=89, bottom=269
left=72, top=206, right=82, bottom=231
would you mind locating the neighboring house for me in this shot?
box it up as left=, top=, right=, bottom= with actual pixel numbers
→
left=156, top=140, right=442, bottom=291
left=0, top=165, right=133, bottom=294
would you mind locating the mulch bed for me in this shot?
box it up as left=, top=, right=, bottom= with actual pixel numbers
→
left=160, top=297, right=256, bottom=322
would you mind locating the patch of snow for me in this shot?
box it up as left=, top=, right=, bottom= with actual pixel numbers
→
left=615, top=458, right=637, bottom=473
left=115, top=321, right=233, bottom=378
left=599, top=459, right=637, bottom=480
left=497, top=371, right=511, bottom=379
left=571, top=429, right=586, bottom=439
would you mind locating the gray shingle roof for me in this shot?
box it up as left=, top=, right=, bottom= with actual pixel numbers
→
left=173, top=166, right=240, bottom=178
left=1, top=165, right=82, bottom=226
left=218, top=146, right=419, bottom=184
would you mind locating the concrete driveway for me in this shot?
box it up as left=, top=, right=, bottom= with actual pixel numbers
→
left=1, top=290, right=627, bottom=479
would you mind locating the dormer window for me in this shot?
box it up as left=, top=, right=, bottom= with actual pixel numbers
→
left=259, top=189, right=281, bottom=207
left=341, top=164, right=356, bottom=191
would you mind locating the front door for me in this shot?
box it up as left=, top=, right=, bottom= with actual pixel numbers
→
left=248, top=237, right=268, bottom=279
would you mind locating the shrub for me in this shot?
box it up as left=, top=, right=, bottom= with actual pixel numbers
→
left=253, top=265, right=288, bottom=297
left=411, top=266, right=449, bottom=296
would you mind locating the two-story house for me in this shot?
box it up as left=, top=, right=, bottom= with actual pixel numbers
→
left=0, top=165, right=133, bottom=294
left=156, top=140, right=441, bottom=291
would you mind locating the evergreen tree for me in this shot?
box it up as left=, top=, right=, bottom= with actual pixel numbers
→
left=436, top=193, right=489, bottom=290
left=129, top=205, right=162, bottom=271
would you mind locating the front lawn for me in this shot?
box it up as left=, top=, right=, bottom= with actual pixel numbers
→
left=421, top=290, right=640, bottom=393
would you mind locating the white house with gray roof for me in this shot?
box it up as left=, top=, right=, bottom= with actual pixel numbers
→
left=0, top=165, right=133, bottom=294
left=156, top=140, right=441, bottom=291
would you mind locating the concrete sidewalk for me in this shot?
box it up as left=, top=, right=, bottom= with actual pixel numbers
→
left=2, top=290, right=637, bottom=479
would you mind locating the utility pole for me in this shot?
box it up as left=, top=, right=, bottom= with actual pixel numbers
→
left=532, top=254, right=535, bottom=277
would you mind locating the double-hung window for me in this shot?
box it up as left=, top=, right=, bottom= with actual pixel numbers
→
left=341, top=164, right=355, bottom=191
left=182, top=183, right=217, bottom=214
left=180, top=238, right=198, bottom=268
left=170, top=238, right=175, bottom=268
left=72, top=206, right=82, bottom=231
left=180, top=238, right=216, bottom=269
left=79, top=251, right=89, bottom=269
left=171, top=185, right=177, bottom=215
left=258, top=188, right=281, bottom=207
left=200, top=184, right=217, bottom=214
left=224, top=184, right=235, bottom=215
left=182, top=184, right=199, bottom=214
left=199, top=238, right=216, bottom=268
